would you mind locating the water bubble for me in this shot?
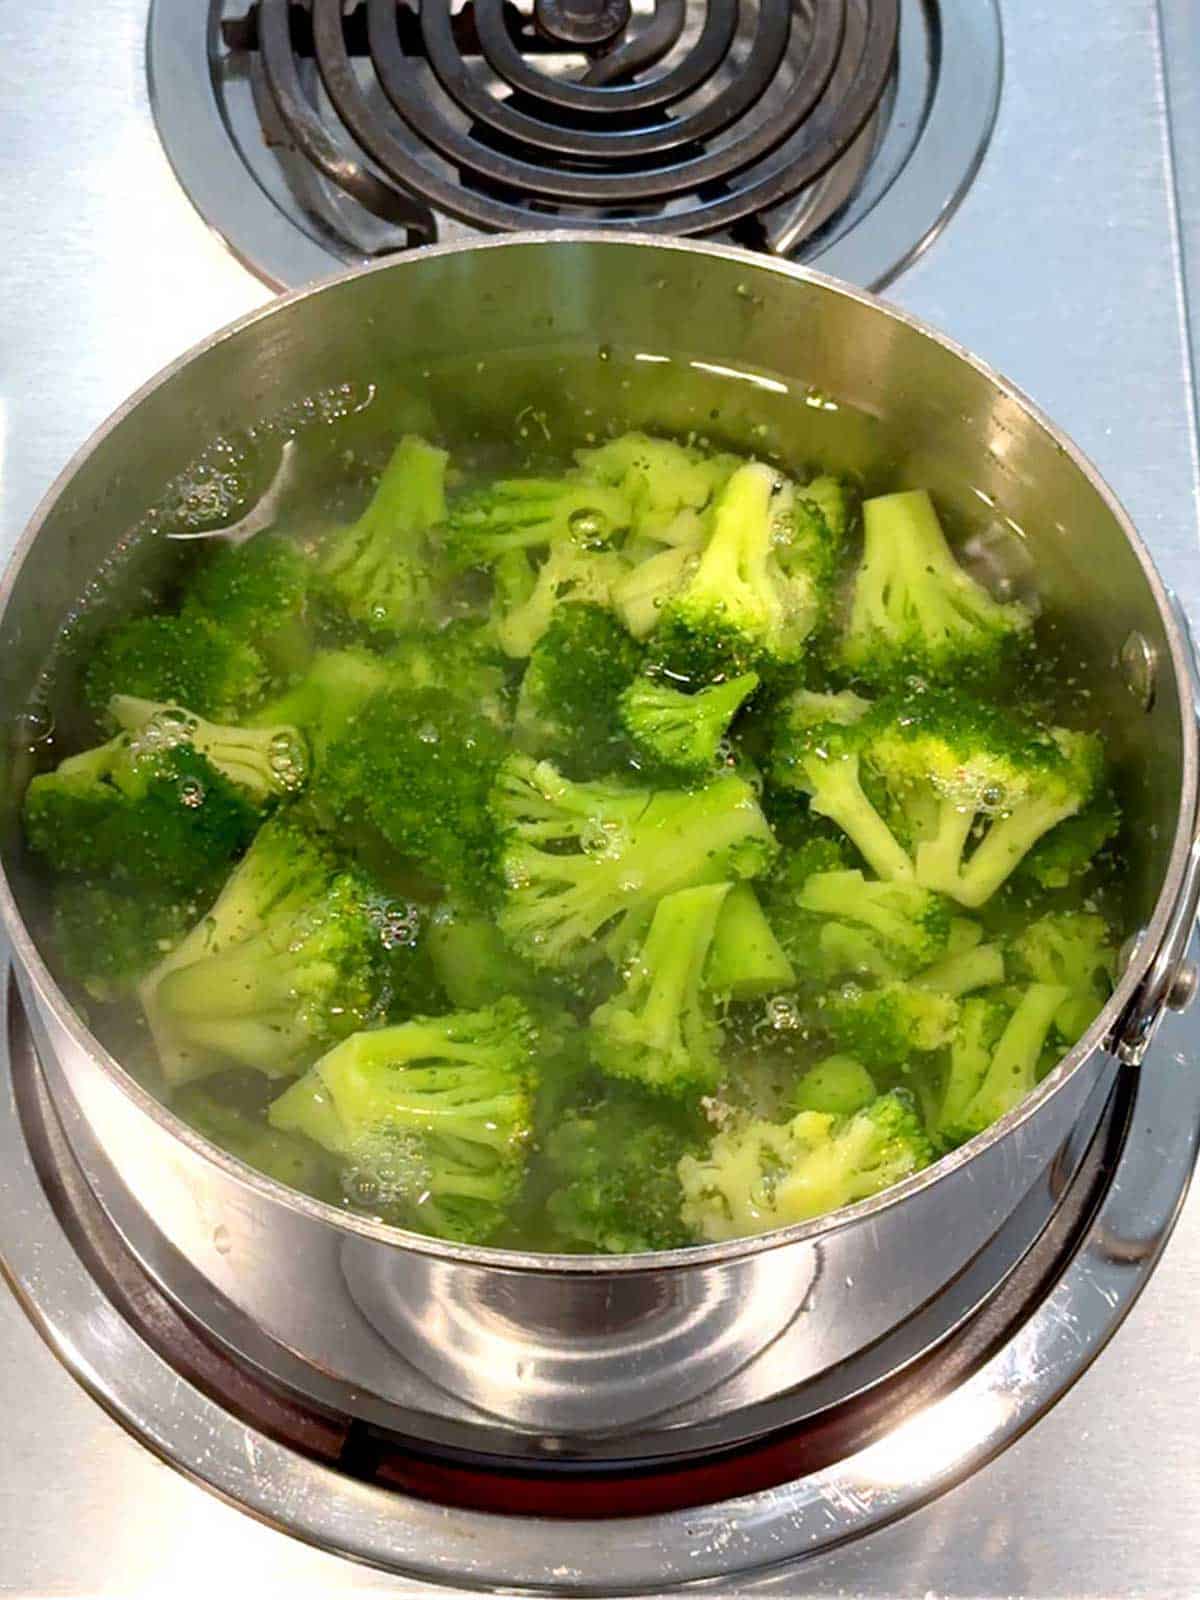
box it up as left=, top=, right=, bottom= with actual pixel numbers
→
left=177, top=776, right=206, bottom=808
left=417, top=722, right=440, bottom=744
left=766, top=995, right=801, bottom=1031
left=268, top=731, right=307, bottom=790
left=20, top=705, right=54, bottom=743
left=568, top=507, right=608, bottom=545
left=597, top=343, right=612, bottom=362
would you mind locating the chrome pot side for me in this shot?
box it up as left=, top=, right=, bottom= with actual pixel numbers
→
left=0, top=237, right=1196, bottom=1452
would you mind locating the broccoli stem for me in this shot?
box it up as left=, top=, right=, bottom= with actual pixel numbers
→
left=704, top=882, right=795, bottom=998
left=957, top=983, right=1069, bottom=1133
left=808, top=758, right=916, bottom=882
left=915, top=942, right=1005, bottom=997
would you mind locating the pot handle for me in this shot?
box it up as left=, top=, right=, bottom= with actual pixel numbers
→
left=1109, top=591, right=1200, bottom=1065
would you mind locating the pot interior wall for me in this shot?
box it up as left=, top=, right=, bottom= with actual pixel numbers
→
left=0, top=239, right=1183, bottom=989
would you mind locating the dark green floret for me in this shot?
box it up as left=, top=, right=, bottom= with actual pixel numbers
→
left=183, top=532, right=314, bottom=678
left=491, top=754, right=778, bottom=969
left=839, top=488, right=1032, bottom=687
left=619, top=671, right=758, bottom=778
left=318, top=435, right=448, bottom=633
left=267, top=997, right=540, bottom=1243
left=490, top=540, right=630, bottom=658
left=139, top=816, right=400, bottom=1084
left=818, top=980, right=959, bottom=1071
left=51, top=880, right=196, bottom=1002
left=773, top=868, right=952, bottom=983
left=678, top=1090, right=932, bottom=1240
left=513, top=602, right=642, bottom=774
left=86, top=613, right=267, bottom=722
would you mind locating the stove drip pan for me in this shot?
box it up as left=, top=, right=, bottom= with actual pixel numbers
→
left=3, top=961, right=1199, bottom=1589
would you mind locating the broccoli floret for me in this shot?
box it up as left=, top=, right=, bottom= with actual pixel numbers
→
left=797, top=474, right=854, bottom=550
left=935, top=983, right=1069, bottom=1149
left=619, top=672, right=758, bottom=779
left=818, top=981, right=959, bottom=1071
left=183, top=532, right=313, bottom=678
left=777, top=868, right=953, bottom=984
left=109, top=695, right=307, bottom=804
left=770, top=687, right=1108, bottom=908
left=788, top=1055, right=878, bottom=1116
left=173, top=1085, right=337, bottom=1198
left=678, top=1090, right=932, bottom=1240
left=448, top=472, right=632, bottom=565
left=839, top=489, right=1032, bottom=686
left=543, top=1087, right=700, bottom=1252
left=318, top=684, right=508, bottom=904
left=267, top=997, right=539, bottom=1243
left=24, top=733, right=260, bottom=893
left=1009, top=910, right=1115, bottom=1043
left=491, top=541, right=630, bottom=659
left=704, top=882, right=795, bottom=999
left=513, top=603, right=642, bottom=774
left=392, top=621, right=512, bottom=728
left=86, top=613, right=267, bottom=722
left=51, top=880, right=195, bottom=1002
left=139, top=817, right=400, bottom=1084
left=318, top=435, right=448, bottom=633
left=574, top=432, right=740, bottom=542
left=491, top=755, right=777, bottom=969
left=648, top=462, right=825, bottom=683
left=611, top=539, right=704, bottom=639
left=588, top=881, right=731, bottom=1096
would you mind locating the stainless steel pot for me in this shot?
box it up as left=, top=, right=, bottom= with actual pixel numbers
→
left=2, top=236, right=1198, bottom=1462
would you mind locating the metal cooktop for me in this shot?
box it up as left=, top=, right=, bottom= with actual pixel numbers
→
left=1, top=0, right=1199, bottom=1593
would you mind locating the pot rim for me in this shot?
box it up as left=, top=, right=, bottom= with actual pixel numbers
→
left=2, top=231, right=1194, bottom=1275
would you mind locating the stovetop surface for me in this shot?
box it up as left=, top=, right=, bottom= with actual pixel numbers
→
left=1, top=0, right=1199, bottom=1593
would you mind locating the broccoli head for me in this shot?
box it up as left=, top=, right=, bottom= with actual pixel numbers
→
left=588, top=881, right=731, bottom=1096
left=249, top=648, right=395, bottom=769
left=267, top=997, right=539, bottom=1243
left=934, top=982, right=1070, bottom=1149
left=1016, top=790, right=1121, bottom=891
left=678, top=1090, right=933, bottom=1241
left=318, top=435, right=448, bottom=634
left=619, top=671, right=758, bottom=779
left=838, top=489, right=1032, bottom=687
left=51, top=879, right=196, bottom=1002
left=648, top=462, right=825, bottom=683
left=173, top=1085, right=338, bottom=1199
left=109, top=694, right=307, bottom=804
left=86, top=613, right=267, bottom=722
left=818, top=980, right=959, bottom=1071
left=1009, top=909, right=1115, bottom=1043
left=491, top=754, right=778, bottom=968
left=427, top=901, right=549, bottom=1011
left=788, top=1055, right=878, bottom=1117
left=139, top=816, right=403, bottom=1084
left=183, top=532, right=314, bottom=678
left=543, top=1087, right=701, bottom=1253
left=447, top=471, right=632, bottom=566
left=770, top=686, right=1108, bottom=908
left=574, top=432, right=740, bottom=542
left=513, top=602, right=642, bottom=775
left=317, top=683, right=509, bottom=904
left=774, top=867, right=953, bottom=984
left=491, top=541, right=630, bottom=659
left=24, top=731, right=260, bottom=894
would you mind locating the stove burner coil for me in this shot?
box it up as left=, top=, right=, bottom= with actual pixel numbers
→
left=230, top=0, right=899, bottom=240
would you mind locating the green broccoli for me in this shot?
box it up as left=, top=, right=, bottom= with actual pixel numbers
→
left=51, top=880, right=196, bottom=1002
left=588, top=881, right=731, bottom=1096
left=543, top=1087, right=700, bottom=1252
left=770, top=687, right=1108, bottom=908
left=267, top=997, right=539, bottom=1243
left=173, top=1084, right=338, bottom=1198
left=648, top=462, right=826, bottom=683
left=777, top=868, right=953, bottom=984
left=704, top=882, right=795, bottom=999
left=86, top=613, right=267, bottom=722
left=249, top=648, right=395, bottom=767
left=447, top=472, right=632, bottom=565
left=913, top=918, right=1006, bottom=996
left=934, top=983, right=1070, bottom=1149
left=318, top=435, right=448, bottom=633
left=678, top=1090, right=932, bottom=1240
left=183, top=532, right=313, bottom=678
left=109, top=695, right=307, bottom=804
left=1009, top=910, right=1115, bottom=1043
left=788, top=1055, right=878, bottom=1116
left=796, top=474, right=854, bottom=551
left=839, top=489, right=1032, bottom=686
left=574, top=432, right=740, bottom=542
left=491, top=542, right=630, bottom=658
left=618, top=672, right=758, bottom=778
left=1016, top=791, right=1121, bottom=891
left=491, top=755, right=777, bottom=968
left=818, top=980, right=959, bottom=1071
left=427, top=902, right=546, bottom=1011
left=24, top=731, right=260, bottom=894
left=512, top=603, right=642, bottom=775
left=139, top=816, right=400, bottom=1084
left=611, top=538, right=705, bottom=640
left=317, top=684, right=509, bottom=904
